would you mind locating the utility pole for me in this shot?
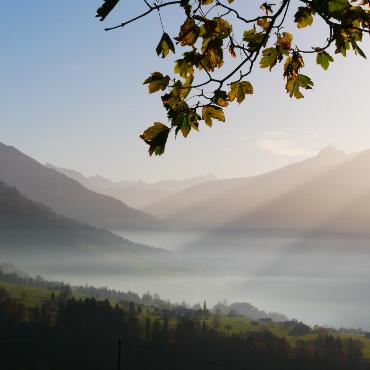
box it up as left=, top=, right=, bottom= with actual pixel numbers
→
left=118, top=337, right=123, bottom=370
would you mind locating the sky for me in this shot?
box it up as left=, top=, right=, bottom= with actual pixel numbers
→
left=1, top=0, right=369, bottom=182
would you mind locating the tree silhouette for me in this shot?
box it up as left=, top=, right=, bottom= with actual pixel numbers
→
left=0, top=292, right=368, bottom=370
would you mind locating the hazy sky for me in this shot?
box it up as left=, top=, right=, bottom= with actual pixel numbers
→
left=1, top=0, right=369, bottom=182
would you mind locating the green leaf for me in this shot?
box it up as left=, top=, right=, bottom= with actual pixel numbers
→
left=156, top=33, right=175, bottom=58
left=285, top=74, right=313, bottom=99
left=228, top=81, right=254, bottom=104
left=316, top=51, right=334, bottom=70
left=174, top=110, right=200, bottom=137
left=174, top=59, right=194, bottom=79
left=140, top=122, right=170, bottom=156
left=260, top=47, right=279, bottom=70
left=286, top=76, right=304, bottom=99
left=199, top=17, right=233, bottom=40
left=179, top=75, right=194, bottom=99
left=143, top=72, right=170, bottom=93
left=353, top=42, right=367, bottom=58
left=298, top=74, right=314, bottom=89
left=243, top=29, right=265, bottom=51
left=328, top=0, right=350, bottom=15
left=294, top=7, right=314, bottom=29
left=202, top=106, right=225, bottom=127
left=180, top=120, right=191, bottom=137
left=334, top=32, right=350, bottom=56
left=96, top=0, right=119, bottom=21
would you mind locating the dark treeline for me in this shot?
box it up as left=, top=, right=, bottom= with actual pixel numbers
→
left=0, top=269, right=66, bottom=290
left=0, top=287, right=368, bottom=370
left=0, top=267, right=169, bottom=307
left=0, top=267, right=288, bottom=321
left=213, top=300, right=287, bottom=322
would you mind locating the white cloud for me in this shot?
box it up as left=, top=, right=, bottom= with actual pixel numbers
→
left=255, top=132, right=318, bottom=157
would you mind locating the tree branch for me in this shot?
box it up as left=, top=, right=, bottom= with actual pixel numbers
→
left=104, top=1, right=182, bottom=31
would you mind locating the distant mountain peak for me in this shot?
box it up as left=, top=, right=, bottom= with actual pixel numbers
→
left=317, top=146, right=347, bottom=158
left=309, top=146, right=348, bottom=167
left=202, top=173, right=218, bottom=180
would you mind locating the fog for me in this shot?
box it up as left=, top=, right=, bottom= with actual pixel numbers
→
left=2, top=231, right=370, bottom=330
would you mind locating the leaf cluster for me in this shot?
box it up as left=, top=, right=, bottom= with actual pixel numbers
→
left=98, top=0, right=370, bottom=155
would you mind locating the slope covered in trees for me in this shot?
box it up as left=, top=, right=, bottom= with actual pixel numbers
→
left=0, top=280, right=368, bottom=370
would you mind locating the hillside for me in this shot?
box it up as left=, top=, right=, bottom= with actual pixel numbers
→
left=238, top=148, right=370, bottom=236
left=146, top=147, right=351, bottom=231
left=0, top=143, right=161, bottom=230
left=46, top=163, right=217, bottom=209
left=1, top=277, right=370, bottom=362
left=0, top=181, right=164, bottom=255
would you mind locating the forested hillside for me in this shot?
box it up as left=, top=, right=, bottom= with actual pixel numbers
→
left=1, top=280, right=369, bottom=370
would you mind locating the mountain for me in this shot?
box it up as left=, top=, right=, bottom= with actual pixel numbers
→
left=0, top=181, right=165, bottom=255
left=246, top=148, right=370, bottom=236
left=146, top=147, right=357, bottom=232
left=97, top=173, right=218, bottom=209
left=44, top=164, right=117, bottom=192
left=45, top=163, right=217, bottom=209
left=0, top=143, right=161, bottom=230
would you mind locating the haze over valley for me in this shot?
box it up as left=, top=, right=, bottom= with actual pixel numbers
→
left=1, top=142, right=370, bottom=329
left=0, top=143, right=160, bottom=231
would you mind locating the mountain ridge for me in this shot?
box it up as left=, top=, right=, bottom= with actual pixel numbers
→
left=0, top=180, right=166, bottom=255
left=0, top=142, right=161, bottom=230
left=45, top=162, right=218, bottom=209
left=145, top=146, right=351, bottom=225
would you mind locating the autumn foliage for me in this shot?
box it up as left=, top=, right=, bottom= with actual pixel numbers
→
left=97, top=0, right=370, bottom=155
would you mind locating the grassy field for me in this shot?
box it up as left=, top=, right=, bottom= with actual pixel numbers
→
left=2, top=280, right=370, bottom=360
left=0, top=281, right=56, bottom=308
left=202, top=315, right=370, bottom=360
left=0, top=281, right=94, bottom=308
